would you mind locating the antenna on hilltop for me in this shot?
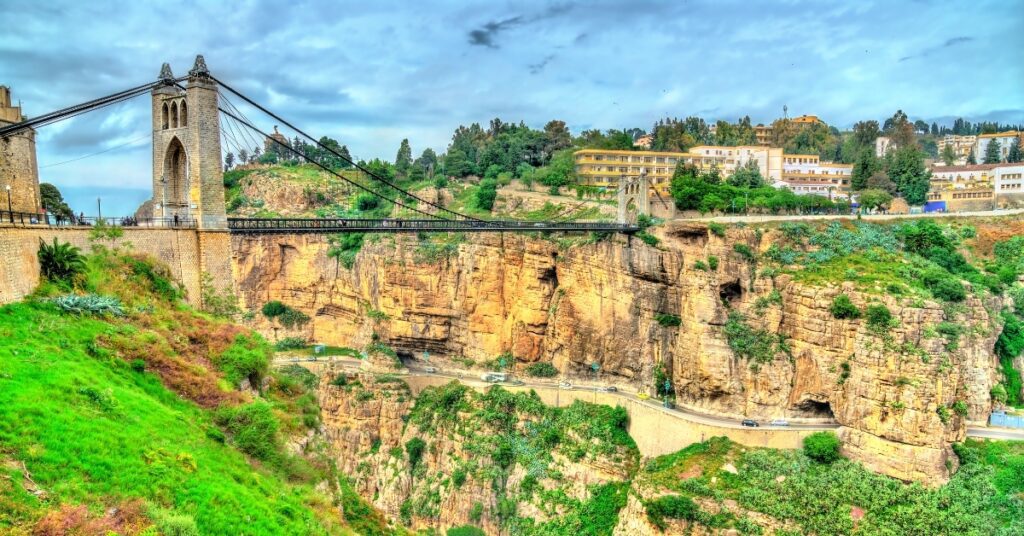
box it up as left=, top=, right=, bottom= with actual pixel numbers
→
left=783, top=104, right=788, bottom=120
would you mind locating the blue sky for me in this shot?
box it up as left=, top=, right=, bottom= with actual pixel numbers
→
left=1, top=0, right=1022, bottom=215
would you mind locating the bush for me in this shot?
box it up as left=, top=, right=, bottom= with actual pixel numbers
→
left=707, top=256, right=719, bottom=270
left=929, top=277, right=966, bottom=302
left=216, top=333, right=271, bottom=386
left=733, top=243, right=754, bottom=260
left=645, top=495, right=699, bottom=531
left=865, top=304, right=894, bottom=333
left=829, top=294, right=861, bottom=319
left=707, top=222, right=726, bottom=237
left=329, top=374, right=348, bottom=387
left=405, top=437, right=426, bottom=469
left=452, top=467, right=467, bottom=488
left=274, top=336, right=307, bottom=351
left=803, top=431, right=841, bottom=463
left=655, top=313, right=682, bottom=327
left=353, top=193, right=381, bottom=211
left=693, top=260, right=708, bottom=271
left=216, top=401, right=280, bottom=462
left=261, top=300, right=288, bottom=318
left=261, top=301, right=310, bottom=329
left=637, top=232, right=659, bottom=246
left=525, top=362, right=558, bottom=377
left=49, top=294, right=125, bottom=317
left=150, top=508, right=200, bottom=536
left=476, top=179, right=498, bottom=211
left=952, top=400, right=969, bottom=416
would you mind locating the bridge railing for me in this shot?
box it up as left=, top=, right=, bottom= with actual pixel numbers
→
left=226, top=217, right=637, bottom=233
left=0, top=211, right=197, bottom=229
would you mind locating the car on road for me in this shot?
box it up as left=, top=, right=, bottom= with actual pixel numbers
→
left=558, top=381, right=573, bottom=390
left=508, top=380, right=525, bottom=386
left=480, top=372, right=508, bottom=383
left=597, top=386, right=618, bottom=393
left=741, top=419, right=760, bottom=427
left=637, top=393, right=650, bottom=400
left=769, top=418, right=789, bottom=427
left=662, top=399, right=675, bottom=409
left=424, top=366, right=437, bottom=373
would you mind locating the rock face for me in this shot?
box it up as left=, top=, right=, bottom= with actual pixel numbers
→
left=234, top=221, right=1002, bottom=485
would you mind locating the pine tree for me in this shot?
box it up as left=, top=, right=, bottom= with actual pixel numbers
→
left=967, top=148, right=977, bottom=165
left=940, top=145, right=956, bottom=166
left=1007, top=137, right=1022, bottom=163
left=339, top=145, right=353, bottom=168
left=395, top=139, right=413, bottom=179
left=983, top=138, right=1003, bottom=164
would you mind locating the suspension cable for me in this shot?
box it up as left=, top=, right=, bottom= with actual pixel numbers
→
left=219, top=107, right=450, bottom=220
left=210, top=75, right=481, bottom=222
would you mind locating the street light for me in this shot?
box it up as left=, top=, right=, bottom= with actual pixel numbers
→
left=5, top=185, right=11, bottom=223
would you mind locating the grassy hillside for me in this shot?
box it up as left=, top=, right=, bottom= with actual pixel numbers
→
left=0, top=247, right=390, bottom=535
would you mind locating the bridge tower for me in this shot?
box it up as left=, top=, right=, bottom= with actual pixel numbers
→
left=617, top=172, right=650, bottom=224
left=0, top=86, right=42, bottom=215
left=151, top=56, right=226, bottom=229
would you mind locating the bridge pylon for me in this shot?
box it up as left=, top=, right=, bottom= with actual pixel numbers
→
left=151, top=56, right=226, bottom=229
left=617, top=171, right=651, bottom=224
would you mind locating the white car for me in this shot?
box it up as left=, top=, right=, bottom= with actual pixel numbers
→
left=558, top=381, right=573, bottom=390
left=424, top=366, right=437, bottom=373
left=769, top=419, right=790, bottom=427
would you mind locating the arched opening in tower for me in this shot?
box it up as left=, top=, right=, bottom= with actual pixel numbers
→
left=171, top=102, right=179, bottom=129
left=164, top=137, right=188, bottom=210
left=180, top=101, right=188, bottom=127
left=161, top=103, right=169, bottom=130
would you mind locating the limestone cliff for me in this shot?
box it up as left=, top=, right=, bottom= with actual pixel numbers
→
left=233, top=221, right=1004, bottom=484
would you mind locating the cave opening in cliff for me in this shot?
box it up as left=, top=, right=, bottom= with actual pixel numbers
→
left=795, top=399, right=835, bottom=419
left=718, top=280, right=743, bottom=306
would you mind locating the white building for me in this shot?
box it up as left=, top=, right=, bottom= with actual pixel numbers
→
left=975, top=131, right=1021, bottom=163
left=938, top=134, right=977, bottom=163
left=994, top=163, right=1024, bottom=205
left=778, top=154, right=854, bottom=199
left=684, top=145, right=783, bottom=182
left=929, top=164, right=998, bottom=190
left=875, top=136, right=894, bottom=157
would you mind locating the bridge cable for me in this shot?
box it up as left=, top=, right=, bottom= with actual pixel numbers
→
left=39, top=134, right=151, bottom=169
left=210, top=76, right=483, bottom=222
left=219, top=107, right=449, bottom=220
left=218, top=93, right=267, bottom=156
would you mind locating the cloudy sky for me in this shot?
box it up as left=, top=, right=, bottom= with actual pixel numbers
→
left=1, top=0, right=1022, bottom=214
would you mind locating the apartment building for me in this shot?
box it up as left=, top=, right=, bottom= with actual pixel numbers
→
left=777, top=154, right=854, bottom=199
left=975, top=131, right=1022, bottom=162
left=938, top=134, right=977, bottom=162
left=929, top=163, right=998, bottom=190
left=994, top=163, right=1024, bottom=207
left=683, top=145, right=783, bottom=182
left=573, top=149, right=685, bottom=193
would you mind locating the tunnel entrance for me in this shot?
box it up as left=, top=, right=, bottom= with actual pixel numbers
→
left=794, top=399, right=835, bottom=419
left=719, top=280, right=743, bottom=306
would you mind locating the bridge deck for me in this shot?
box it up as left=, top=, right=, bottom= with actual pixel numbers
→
left=226, top=218, right=638, bottom=234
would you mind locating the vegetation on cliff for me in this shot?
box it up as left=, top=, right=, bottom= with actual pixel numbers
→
left=0, top=248, right=388, bottom=534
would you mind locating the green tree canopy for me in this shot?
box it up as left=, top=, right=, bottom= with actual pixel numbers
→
left=40, top=183, right=73, bottom=219
left=983, top=138, right=1003, bottom=164
left=886, top=147, right=931, bottom=205
left=395, top=138, right=413, bottom=178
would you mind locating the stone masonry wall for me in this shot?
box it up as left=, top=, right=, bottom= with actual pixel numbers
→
left=0, top=226, right=233, bottom=307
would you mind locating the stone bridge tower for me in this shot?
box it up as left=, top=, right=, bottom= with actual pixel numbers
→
left=0, top=86, right=42, bottom=215
left=617, top=172, right=650, bottom=224
left=151, top=56, right=225, bottom=229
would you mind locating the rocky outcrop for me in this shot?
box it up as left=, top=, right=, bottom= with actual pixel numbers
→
left=235, top=221, right=1003, bottom=485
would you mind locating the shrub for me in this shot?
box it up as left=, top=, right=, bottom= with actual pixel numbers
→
left=476, top=179, right=498, bottom=211
left=216, top=401, right=280, bottom=462
left=50, top=294, right=125, bottom=316
left=216, top=333, right=271, bottom=386
left=353, top=193, right=381, bottom=211
left=645, top=495, right=699, bottom=531
left=803, top=431, right=841, bottom=463
left=525, top=362, right=558, bottom=377
left=829, top=294, right=861, bottom=319
left=261, top=300, right=288, bottom=318
left=723, top=311, right=784, bottom=365
left=929, top=277, right=966, bottom=302
left=707, top=222, right=726, bottom=237
left=405, top=437, right=426, bottom=469
left=733, top=243, right=754, bottom=260
left=952, top=400, right=969, bottom=416
left=707, top=256, right=719, bottom=270
left=451, top=467, right=467, bottom=488
left=655, top=313, right=682, bottom=327
left=130, top=359, right=146, bottom=373
left=693, top=260, right=708, bottom=271
left=262, top=301, right=310, bottom=329
left=937, top=405, right=951, bottom=424
left=150, top=508, right=200, bottom=536
left=274, top=336, right=307, bottom=351
left=865, top=304, right=894, bottom=333
left=448, top=525, right=485, bottom=536
left=330, top=374, right=348, bottom=387
left=638, top=232, right=659, bottom=247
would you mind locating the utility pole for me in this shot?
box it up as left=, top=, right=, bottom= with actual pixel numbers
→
left=97, top=197, right=102, bottom=221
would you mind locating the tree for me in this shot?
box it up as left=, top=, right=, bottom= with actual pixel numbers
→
left=537, top=149, right=576, bottom=187
left=395, top=138, right=413, bottom=178
left=884, top=110, right=916, bottom=148
left=851, top=148, right=880, bottom=191
left=224, top=152, right=235, bottom=171
left=413, top=148, right=438, bottom=179
left=852, top=120, right=881, bottom=148
left=940, top=144, right=956, bottom=166
left=37, top=238, right=84, bottom=283
left=983, top=138, right=1003, bottom=164
left=542, top=120, right=572, bottom=160
left=913, top=119, right=929, bottom=134
left=858, top=189, right=893, bottom=211
left=967, top=148, right=977, bottom=165
left=803, top=431, right=841, bottom=463
left=39, top=183, right=73, bottom=220
left=1008, top=137, right=1023, bottom=163
left=238, top=149, right=249, bottom=165
left=444, top=147, right=476, bottom=178
left=726, top=159, right=764, bottom=188
left=475, top=179, right=498, bottom=211
left=886, top=147, right=931, bottom=205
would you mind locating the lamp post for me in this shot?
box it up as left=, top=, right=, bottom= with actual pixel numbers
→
left=5, top=185, right=11, bottom=223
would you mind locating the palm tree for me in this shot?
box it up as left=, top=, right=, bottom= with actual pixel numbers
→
left=37, top=238, right=85, bottom=282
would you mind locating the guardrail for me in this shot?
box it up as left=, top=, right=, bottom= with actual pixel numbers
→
left=991, top=411, right=1024, bottom=429
left=0, top=211, right=197, bottom=229
left=227, top=217, right=638, bottom=234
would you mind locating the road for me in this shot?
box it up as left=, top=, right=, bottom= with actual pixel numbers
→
left=684, top=208, right=1024, bottom=224
left=276, top=356, right=1024, bottom=440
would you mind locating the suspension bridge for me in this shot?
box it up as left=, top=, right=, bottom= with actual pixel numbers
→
left=0, top=56, right=639, bottom=235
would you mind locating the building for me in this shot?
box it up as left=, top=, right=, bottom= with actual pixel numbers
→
left=791, top=114, right=823, bottom=125
left=994, top=163, right=1024, bottom=207
left=264, top=126, right=290, bottom=154
left=975, top=131, right=1022, bottom=163
left=754, top=124, right=772, bottom=146
left=778, top=154, right=854, bottom=199
left=937, top=134, right=977, bottom=163
left=929, top=164, right=998, bottom=190
left=875, top=136, right=894, bottom=157
left=0, top=86, right=42, bottom=215
left=574, top=149, right=685, bottom=193
left=683, top=145, right=783, bottom=182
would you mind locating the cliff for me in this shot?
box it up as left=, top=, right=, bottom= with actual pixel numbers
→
left=233, top=220, right=1008, bottom=485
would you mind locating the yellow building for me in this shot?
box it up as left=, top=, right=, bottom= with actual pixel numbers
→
left=573, top=149, right=685, bottom=193
left=791, top=114, right=823, bottom=125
